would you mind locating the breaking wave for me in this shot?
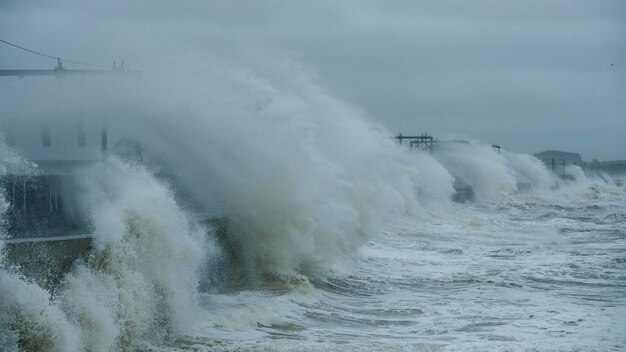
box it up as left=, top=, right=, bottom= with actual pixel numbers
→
left=1, top=139, right=211, bottom=350
left=0, top=64, right=622, bottom=350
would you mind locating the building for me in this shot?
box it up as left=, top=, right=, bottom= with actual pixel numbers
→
left=533, top=150, right=583, bottom=165
left=1, top=119, right=107, bottom=239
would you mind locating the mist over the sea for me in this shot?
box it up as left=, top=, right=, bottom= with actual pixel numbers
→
left=1, top=1, right=625, bottom=351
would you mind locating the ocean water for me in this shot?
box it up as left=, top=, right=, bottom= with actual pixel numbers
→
left=178, top=187, right=626, bottom=352
left=0, top=72, right=625, bottom=351
left=2, top=157, right=624, bottom=352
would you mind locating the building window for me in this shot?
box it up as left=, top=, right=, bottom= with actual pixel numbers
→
left=41, top=125, right=51, bottom=147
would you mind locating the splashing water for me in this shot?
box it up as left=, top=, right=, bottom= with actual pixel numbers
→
left=1, top=64, right=624, bottom=351
left=1, top=138, right=213, bottom=350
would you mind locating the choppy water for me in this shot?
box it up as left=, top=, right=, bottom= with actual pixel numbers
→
left=1, top=72, right=625, bottom=351
left=169, top=187, right=626, bottom=351
left=2, top=163, right=625, bottom=351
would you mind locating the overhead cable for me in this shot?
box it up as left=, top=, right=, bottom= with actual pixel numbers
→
left=0, top=38, right=109, bottom=68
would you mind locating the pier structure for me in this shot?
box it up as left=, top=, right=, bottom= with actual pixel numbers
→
left=0, top=59, right=140, bottom=77
left=396, top=132, right=533, bottom=199
left=0, top=38, right=139, bottom=77
left=396, top=132, right=478, bottom=202
left=395, top=133, right=435, bottom=153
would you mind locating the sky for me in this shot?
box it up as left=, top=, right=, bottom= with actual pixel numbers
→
left=1, top=0, right=625, bottom=160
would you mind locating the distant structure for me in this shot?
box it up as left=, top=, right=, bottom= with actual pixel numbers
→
left=594, top=160, right=626, bottom=175
left=0, top=50, right=136, bottom=285
left=1, top=119, right=108, bottom=239
left=534, top=150, right=583, bottom=177
left=396, top=133, right=477, bottom=202
left=395, top=133, right=435, bottom=153
left=0, top=56, right=139, bottom=78
left=4, top=119, right=107, bottom=173
left=534, top=150, right=626, bottom=178
left=0, top=38, right=139, bottom=77
left=534, top=150, right=583, bottom=165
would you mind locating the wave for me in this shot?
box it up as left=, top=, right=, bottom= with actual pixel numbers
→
left=0, top=62, right=623, bottom=349
left=1, top=140, right=211, bottom=349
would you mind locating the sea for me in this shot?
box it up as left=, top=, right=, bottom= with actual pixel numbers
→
left=182, top=185, right=626, bottom=351
left=0, top=74, right=625, bottom=351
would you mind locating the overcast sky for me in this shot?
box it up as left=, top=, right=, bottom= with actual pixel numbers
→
left=1, top=1, right=624, bottom=160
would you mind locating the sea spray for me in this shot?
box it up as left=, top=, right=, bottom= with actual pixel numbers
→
left=430, top=140, right=560, bottom=201
left=0, top=138, right=80, bottom=352
left=1, top=60, right=604, bottom=350
left=0, top=273, right=82, bottom=352
left=150, top=70, right=426, bottom=277
left=564, top=164, right=589, bottom=183
left=555, top=164, right=622, bottom=199
left=433, top=141, right=518, bottom=201
left=0, top=131, right=214, bottom=349
left=57, top=158, right=211, bottom=350
left=0, top=64, right=429, bottom=348
left=502, top=151, right=553, bottom=190
left=406, top=151, right=455, bottom=209
left=32, top=66, right=429, bottom=278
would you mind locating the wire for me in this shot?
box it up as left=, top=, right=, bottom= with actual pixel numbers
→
left=0, top=38, right=57, bottom=60
left=0, top=38, right=110, bottom=68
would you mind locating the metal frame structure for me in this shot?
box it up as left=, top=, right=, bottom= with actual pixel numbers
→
left=395, top=133, right=435, bottom=153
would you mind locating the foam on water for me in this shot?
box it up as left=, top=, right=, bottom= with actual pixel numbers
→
left=181, top=184, right=625, bottom=351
